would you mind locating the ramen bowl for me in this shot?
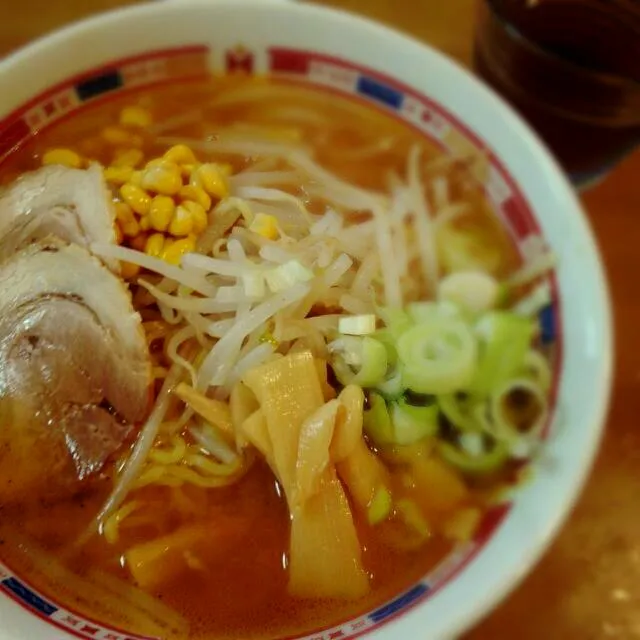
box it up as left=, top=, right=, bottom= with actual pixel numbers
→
left=0, top=0, right=612, bottom=639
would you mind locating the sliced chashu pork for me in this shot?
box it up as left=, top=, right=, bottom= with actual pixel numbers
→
left=0, top=239, right=151, bottom=501
left=0, top=164, right=117, bottom=268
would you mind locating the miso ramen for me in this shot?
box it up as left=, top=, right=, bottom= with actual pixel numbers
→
left=0, top=76, right=555, bottom=640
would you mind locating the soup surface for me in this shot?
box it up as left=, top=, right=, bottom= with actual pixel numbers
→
left=0, top=76, right=552, bottom=640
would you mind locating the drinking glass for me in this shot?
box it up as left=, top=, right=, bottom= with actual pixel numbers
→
left=474, top=0, right=640, bottom=189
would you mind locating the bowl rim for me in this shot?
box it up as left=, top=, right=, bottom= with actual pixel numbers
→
left=0, top=2, right=613, bottom=639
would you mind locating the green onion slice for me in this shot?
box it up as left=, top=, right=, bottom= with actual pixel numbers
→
left=363, top=392, right=395, bottom=445
left=397, top=319, right=477, bottom=395
left=438, top=438, right=509, bottom=474
left=470, top=311, right=535, bottom=396
left=489, top=377, right=548, bottom=458
left=438, top=394, right=479, bottom=432
left=329, top=335, right=388, bottom=387
left=390, top=398, right=439, bottom=445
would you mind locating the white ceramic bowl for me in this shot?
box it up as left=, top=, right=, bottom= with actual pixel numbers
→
left=0, top=1, right=612, bottom=639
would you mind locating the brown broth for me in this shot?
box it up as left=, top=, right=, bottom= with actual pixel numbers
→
left=0, top=77, right=521, bottom=639
left=0, top=462, right=453, bottom=639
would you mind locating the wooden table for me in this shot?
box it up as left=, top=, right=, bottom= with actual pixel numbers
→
left=2, top=1, right=638, bottom=638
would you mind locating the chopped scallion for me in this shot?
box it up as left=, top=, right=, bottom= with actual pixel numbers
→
left=338, top=314, right=377, bottom=336
left=363, top=392, right=395, bottom=445
left=438, top=439, right=509, bottom=474
left=367, top=486, right=393, bottom=525
left=397, top=319, right=477, bottom=394
left=470, top=312, right=534, bottom=396
left=329, top=335, right=388, bottom=387
left=390, top=398, right=438, bottom=445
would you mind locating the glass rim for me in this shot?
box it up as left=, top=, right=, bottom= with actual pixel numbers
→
left=483, top=0, right=640, bottom=91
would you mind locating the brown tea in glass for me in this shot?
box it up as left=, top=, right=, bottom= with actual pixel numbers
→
left=474, top=0, right=640, bottom=188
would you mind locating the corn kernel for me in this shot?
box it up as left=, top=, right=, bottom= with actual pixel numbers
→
left=193, top=209, right=208, bottom=235
left=163, top=144, right=197, bottom=165
left=192, top=163, right=229, bottom=199
left=249, top=213, right=279, bottom=240
left=120, top=261, right=141, bottom=279
left=145, top=233, right=166, bottom=258
left=145, top=158, right=173, bottom=169
left=129, top=170, right=143, bottom=187
left=102, top=126, right=133, bottom=147
left=114, top=222, right=124, bottom=245
left=181, top=200, right=208, bottom=234
left=162, top=235, right=197, bottom=265
left=168, top=204, right=195, bottom=237
left=129, top=233, right=148, bottom=252
left=139, top=215, right=151, bottom=231
left=149, top=195, right=176, bottom=232
left=120, top=217, right=140, bottom=238
left=114, top=202, right=135, bottom=223
left=112, top=148, right=144, bottom=168
left=181, top=163, right=197, bottom=179
left=42, top=148, right=83, bottom=169
left=178, top=185, right=211, bottom=211
left=219, top=163, right=234, bottom=177
left=119, top=106, right=153, bottom=129
left=102, top=126, right=144, bottom=148
left=120, top=183, right=152, bottom=216
left=141, top=162, right=182, bottom=195
left=104, top=165, right=134, bottom=185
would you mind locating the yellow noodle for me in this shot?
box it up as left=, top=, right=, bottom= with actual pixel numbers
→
left=183, top=450, right=242, bottom=477
left=134, top=465, right=181, bottom=488
left=165, top=326, right=199, bottom=387
left=148, top=436, right=188, bottom=465
left=162, top=465, right=239, bottom=488
left=161, top=406, right=195, bottom=437
left=152, top=366, right=169, bottom=380
left=103, top=500, right=142, bottom=545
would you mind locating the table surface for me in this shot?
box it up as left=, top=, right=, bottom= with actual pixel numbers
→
left=1, top=1, right=638, bottom=638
